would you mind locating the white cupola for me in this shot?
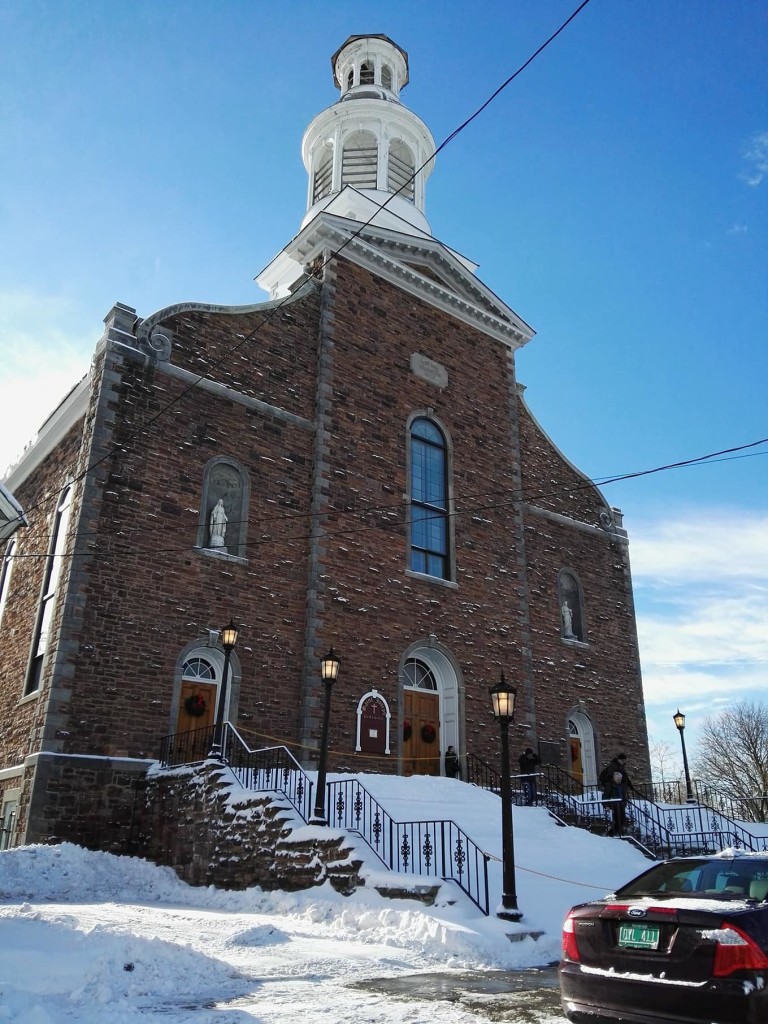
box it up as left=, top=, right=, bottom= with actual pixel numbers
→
left=300, top=34, right=436, bottom=236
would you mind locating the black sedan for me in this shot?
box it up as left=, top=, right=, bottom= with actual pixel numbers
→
left=559, top=851, right=768, bottom=1024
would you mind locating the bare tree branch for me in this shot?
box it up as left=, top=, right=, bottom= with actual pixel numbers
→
left=691, top=700, right=768, bottom=821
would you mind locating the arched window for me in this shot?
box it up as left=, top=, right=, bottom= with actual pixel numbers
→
left=312, top=147, right=333, bottom=204
left=341, top=130, right=378, bottom=190
left=409, top=419, right=449, bottom=579
left=26, top=484, right=73, bottom=695
left=559, top=569, right=586, bottom=642
left=381, top=64, right=393, bottom=90
left=0, top=537, right=16, bottom=632
left=182, top=656, right=216, bottom=681
left=197, top=457, right=250, bottom=559
left=346, top=69, right=354, bottom=90
left=360, top=61, right=374, bottom=85
left=388, top=140, right=415, bottom=201
left=403, top=658, right=438, bottom=690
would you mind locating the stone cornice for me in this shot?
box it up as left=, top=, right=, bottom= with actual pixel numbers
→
left=287, top=214, right=535, bottom=350
left=136, top=279, right=318, bottom=347
left=524, top=503, right=628, bottom=543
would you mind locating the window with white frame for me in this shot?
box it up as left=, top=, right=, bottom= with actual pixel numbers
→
left=0, top=536, right=17, bottom=631
left=0, top=796, right=18, bottom=851
left=403, top=658, right=438, bottom=690
left=25, top=484, right=72, bottom=695
left=409, top=418, right=450, bottom=579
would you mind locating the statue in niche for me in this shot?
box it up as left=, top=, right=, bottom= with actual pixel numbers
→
left=208, top=499, right=228, bottom=549
left=561, top=600, right=576, bottom=639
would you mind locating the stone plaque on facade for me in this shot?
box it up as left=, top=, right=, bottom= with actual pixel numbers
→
left=410, top=353, right=448, bottom=388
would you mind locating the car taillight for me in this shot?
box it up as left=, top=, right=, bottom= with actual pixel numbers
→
left=712, top=924, right=768, bottom=976
left=563, top=912, right=580, bottom=962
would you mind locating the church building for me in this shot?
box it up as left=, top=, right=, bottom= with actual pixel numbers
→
left=0, top=35, right=650, bottom=852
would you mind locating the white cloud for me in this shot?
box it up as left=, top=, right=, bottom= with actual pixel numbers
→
left=631, top=508, right=768, bottom=756
left=630, top=511, right=768, bottom=583
left=727, top=223, right=748, bottom=235
left=740, top=129, right=768, bottom=187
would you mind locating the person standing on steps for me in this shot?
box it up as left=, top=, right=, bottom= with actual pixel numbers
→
left=600, top=752, right=636, bottom=836
left=518, top=746, right=541, bottom=806
left=444, top=745, right=461, bottom=779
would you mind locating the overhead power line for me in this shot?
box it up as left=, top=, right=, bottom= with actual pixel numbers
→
left=9, top=435, right=768, bottom=566
left=4, top=0, right=594, bottom=532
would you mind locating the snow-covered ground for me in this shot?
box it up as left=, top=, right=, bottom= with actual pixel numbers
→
left=0, top=772, right=651, bottom=1023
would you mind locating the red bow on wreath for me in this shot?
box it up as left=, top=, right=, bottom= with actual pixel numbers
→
left=421, top=722, right=437, bottom=744
left=403, top=719, right=412, bottom=741
left=184, top=693, right=207, bottom=717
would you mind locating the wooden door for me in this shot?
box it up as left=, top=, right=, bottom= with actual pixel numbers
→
left=176, top=681, right=217, bottom=734
left=570, top=736, right=583, bottom=786
left=403, top=690, right=440, bottom=777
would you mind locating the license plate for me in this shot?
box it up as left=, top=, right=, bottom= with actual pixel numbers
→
left=618, top=923, right=660, bottom=949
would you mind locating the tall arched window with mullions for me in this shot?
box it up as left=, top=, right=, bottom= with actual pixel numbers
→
left=26, top=484, right=73, bottom=695
left=409, top=417, right=451, bottom=579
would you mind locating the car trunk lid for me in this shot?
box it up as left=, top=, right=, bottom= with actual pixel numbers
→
left=571, top=898, right=751, bottom=982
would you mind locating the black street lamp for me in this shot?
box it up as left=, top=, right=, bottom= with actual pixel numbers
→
left=673, top=709, right=696, bottom=804
left=489, top=671, right=523, bottom=922
left=209, top=620, right=239, bottom=760
left=310, top=647, right=340, bottom=825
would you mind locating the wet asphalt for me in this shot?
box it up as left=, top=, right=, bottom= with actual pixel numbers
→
left=352, top=964, right=565, bottom=1021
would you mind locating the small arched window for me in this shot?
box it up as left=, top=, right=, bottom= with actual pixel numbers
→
left=341, top=130, right=378, bottom=190
left=197, top=457, right=250, bottom=559
left=381, top=65, right=393, bottom=90
left=182, top=656, right=216, bottom=681
left=346, top=69, right=354, bottom=90
left=388, top=140, right=415, bottom=201
left=26, top=484, right=73, bottom=695
left=559, top=569, right=586, bottom=642
left=312, top=147, right=333, bottom=204
left=409, top=419, right=449, bottom=579
left=403, top=658, right=438, bottom=690
left=360, top=61, right=374, bottom=85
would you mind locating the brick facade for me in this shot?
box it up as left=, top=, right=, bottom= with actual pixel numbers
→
left=0, top=245, right=649, bottom=853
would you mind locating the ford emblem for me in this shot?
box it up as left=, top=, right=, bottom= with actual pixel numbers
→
left=627, top=907, right=646, bottom=918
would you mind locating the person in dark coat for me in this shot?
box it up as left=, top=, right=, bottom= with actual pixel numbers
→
left=444, top=745, right=460, bottom=779
left=518, top=746, right=541, bottom=806
left=600, top=753, right=635, bottom=836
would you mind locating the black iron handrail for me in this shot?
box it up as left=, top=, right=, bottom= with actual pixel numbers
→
left=225, top=729, right=315, bottom=822
left=631, top=798, right=768, bottom=856
left=327, top=776, right=491, bottom=915
left=465, top=752, right=502, bottom=793
left=159, top=724, right=315, bottom=821
left=158, top=727, right=492, bottom=911
left=159, top=724, right=217, bottom=766
left=635, top=779, right=768, bottom=825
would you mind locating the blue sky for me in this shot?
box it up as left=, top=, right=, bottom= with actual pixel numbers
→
left=1, top=1, right=766, bottom=766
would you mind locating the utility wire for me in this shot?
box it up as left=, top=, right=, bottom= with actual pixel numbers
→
left=8, top=435, right=768, bottom=565
left=3, top=0, right=594, bottom=534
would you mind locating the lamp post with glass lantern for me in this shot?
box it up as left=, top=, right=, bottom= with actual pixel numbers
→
left=208, top=619, right=239, bottom=760
left=489, top=671, right=523, bottom=921
left=673, top=709, right=696, bottom=803
left=310, top=647, right=340, bottom=825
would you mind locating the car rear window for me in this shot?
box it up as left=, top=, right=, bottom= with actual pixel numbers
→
left=617, top=859, right=768, bottom=898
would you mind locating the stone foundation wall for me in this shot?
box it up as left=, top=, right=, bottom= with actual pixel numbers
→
left=142, top=763, right=364, bottom=894
left=21, top=754, right=150, bottom=851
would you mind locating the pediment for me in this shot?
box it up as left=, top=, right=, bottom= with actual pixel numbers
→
left=268, top=212, right=535, bottom=351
